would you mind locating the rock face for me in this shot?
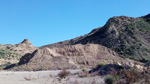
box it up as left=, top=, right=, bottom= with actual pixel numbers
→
left=9, top=44, right=139, bottom=71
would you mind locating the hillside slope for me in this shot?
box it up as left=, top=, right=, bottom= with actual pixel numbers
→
left=42, top=14, right=150, bottom=61
left=0, top=39, right=37, bottom=69
left=8, top=44, right=138, bottom=71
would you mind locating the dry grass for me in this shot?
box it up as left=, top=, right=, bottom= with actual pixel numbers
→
left=78, top=70, right=90, bottom=78
left=108, top=66, right=150, bottom=84
left=58, top=69, right=70, bottom=79
left=24, top=75, right=33, bottom=81
left=24, top=74, right=37, bottom=81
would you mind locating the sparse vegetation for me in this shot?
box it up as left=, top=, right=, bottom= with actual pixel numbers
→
left=82, top=68, right=87, bottom=72
left=0, top=48, right=21, bottom=60
left=58, top=69, right=70, bottom=79
left=105, top=65, right=150, bottom=84
left=97, top=63, right=105, bottom=68
left=0, top=62, right=11, bottom=70
left=88, top=62, right=150, bottom=84
left=78, top=71, right=89, bottom=78
left=104, top=75, right=115, bottom=84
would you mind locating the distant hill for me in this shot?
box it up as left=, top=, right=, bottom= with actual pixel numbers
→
left=0, top=39, right=36, bottom=69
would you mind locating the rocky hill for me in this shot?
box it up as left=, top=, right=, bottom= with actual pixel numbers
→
left=7, top=44, right=139, bottom=71
left=42, top=14, right=150, bottom=62
left=0, top=39, right=36, bottom=69
left=2, top=14, right=150, bottom=70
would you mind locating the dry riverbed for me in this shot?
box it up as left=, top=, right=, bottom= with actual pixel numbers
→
left=0, top=70, right=104, bottom=84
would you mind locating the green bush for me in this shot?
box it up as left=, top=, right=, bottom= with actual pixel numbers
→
left=82, top=68, right=87, bottom=72
left=97, top=63, right=105, bottom=68
left=104, top=75, right=115, bottom=84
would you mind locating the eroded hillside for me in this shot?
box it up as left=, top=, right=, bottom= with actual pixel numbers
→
left=0, top=39, right=37, bottom=69
left=8, top=44, right=139, bottom=71
left=42, top=14, right=150, bottom=62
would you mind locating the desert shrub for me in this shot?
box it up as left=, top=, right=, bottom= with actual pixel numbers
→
left=78, top=71, right=89, bottom=78
left=111, top=67, right=150, bottom=84
left=82, top=68, right=87, bottom=72
left=0, top=48, right=21, bottom=60
left=78, top=68, right=89, bottom=78
left=98, top=63, right=105, bottom=66
left=104, top=75, right=115, bottom=84
left=58, top=69, right=70, bottom=79
left=142, top=70, right=150, bottom=83
left=96, top=63, right=105, bottom=68
left=123, top=69, right=142, bottom=84
left=0, top=62, right=11, bottom=70
left=102, top=64, right=150, bottom=84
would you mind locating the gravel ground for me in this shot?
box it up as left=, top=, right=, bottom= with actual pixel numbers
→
left=0, top=70, right=104, bottom=84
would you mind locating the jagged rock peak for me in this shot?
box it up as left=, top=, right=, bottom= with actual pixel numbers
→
left=21, top=39, right=31, bottom=44
left=106, top=16, right=134, bottom=25
left=17, top=39, right=36, bottom=50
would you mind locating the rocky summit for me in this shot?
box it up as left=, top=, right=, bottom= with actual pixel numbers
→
left=21, top=39, right=31, bottom=44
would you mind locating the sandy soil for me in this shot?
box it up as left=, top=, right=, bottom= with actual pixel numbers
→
left=0, top=70, right=104, bottom=84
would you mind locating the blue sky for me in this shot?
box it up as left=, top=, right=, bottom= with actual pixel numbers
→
left=0, top=0, right=150, bottom=47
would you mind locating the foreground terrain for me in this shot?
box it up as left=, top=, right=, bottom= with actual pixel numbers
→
left=0, top=70, right=104, bottom=84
